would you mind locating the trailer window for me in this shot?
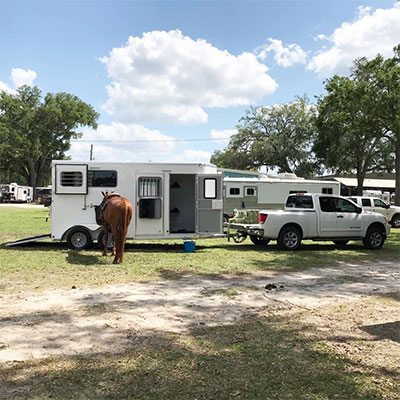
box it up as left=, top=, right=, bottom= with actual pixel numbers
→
left=138, top=177, right=162, bottom=219
left=204, top=179, right=217, bottom=199
left=229, top=187, right=241, bottom=196
left=322, top=188, right=333, bottom=194
left=245, top=187, right=256, bottom=196
left=61, top=171, right=83, bottom=187
left=139, top=177, right=161, bottom=198
left=88, top=170, right=117, bottom=187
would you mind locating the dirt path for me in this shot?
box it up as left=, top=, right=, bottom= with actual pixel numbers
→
left=0, top=260, right=399, bottom=362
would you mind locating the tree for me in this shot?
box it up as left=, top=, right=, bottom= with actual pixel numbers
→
left=314, top=76, right=393, bottom=195
left=211, top=96, right=320, bottom=178
left=0, top=86, right=99, bottom=192
left=353, top=45, right=400, bottom=204
left=314, top=46, right=400, bottom=202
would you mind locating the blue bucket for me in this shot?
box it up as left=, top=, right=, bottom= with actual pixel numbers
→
left=184, top=241, right=196, bottom=253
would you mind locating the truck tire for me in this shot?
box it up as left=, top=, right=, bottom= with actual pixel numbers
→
left=333, top=240, right=349, bottom=247
left=66, top=228, right=92, bottom=250
left=97, top=230, right=114, bottom=250
left=390, top=214, right=400, bottom=229
left=250, top=235, right=270, bottom=246
left=363, top=227, right=385, bottom=250
left=277, top=226, right=302, bottom=251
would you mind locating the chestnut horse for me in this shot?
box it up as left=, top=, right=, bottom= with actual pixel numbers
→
left=99, top=192, right=132, bottom=264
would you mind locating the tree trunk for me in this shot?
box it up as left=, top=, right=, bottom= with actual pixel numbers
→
left=356, top=170, right=365, bottom=196
left=395, top=141, right=400, bottom=206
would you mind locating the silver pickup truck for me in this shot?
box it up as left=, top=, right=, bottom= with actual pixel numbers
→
left=229, top=193, right=391, bottom=251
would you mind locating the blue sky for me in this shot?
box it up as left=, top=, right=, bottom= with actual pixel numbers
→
left=1, top=0, right=399, bottom=164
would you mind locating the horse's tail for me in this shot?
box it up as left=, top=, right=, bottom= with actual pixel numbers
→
left=118, top=200, right=131, bottom=251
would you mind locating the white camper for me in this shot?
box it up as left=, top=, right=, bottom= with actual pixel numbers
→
left=51, top=161, right=224, bottom=249
left=0, top=183, right=33, bottom=202
left=223, top=176, right=340, bottom=218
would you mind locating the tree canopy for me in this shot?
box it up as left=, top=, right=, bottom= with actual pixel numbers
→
left=314, top=45, right=399, bottom=201
left=211, top=96, right=320, bottom=178
left=0, top=86, right=99, bottom=190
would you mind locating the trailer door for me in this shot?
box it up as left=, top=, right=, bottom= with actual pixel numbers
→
left=55, top=164, right=88, bottom=195
left=196, top=174, right=223, bottom=234
left=135, top=174, right=164, bottom=236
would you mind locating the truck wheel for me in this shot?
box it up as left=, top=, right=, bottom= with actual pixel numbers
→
left=333, top=240, right=349, bottom=247
left=277, top=226, right=302, bottom=251
left=250, top=236, right=270, bottom=246
left=363, top=227, right=385, bottom=250
left=67, top=228, right=92, bottom=250
left=391, top=214, right=400, bottom=229
left=97, top=231, right=114, bottom=250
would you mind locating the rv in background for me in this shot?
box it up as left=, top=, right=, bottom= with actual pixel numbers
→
left=223, top=176, right=340, bottom=219
left=51, top=161, right=224, bottom=249
left=0, top=183, right=33, bottom=203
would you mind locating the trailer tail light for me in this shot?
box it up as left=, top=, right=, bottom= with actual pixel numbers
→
left=258, top=213, right=268, bottom=224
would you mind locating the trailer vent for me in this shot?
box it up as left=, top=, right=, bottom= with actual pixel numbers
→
left=61, top=171, right=83, bottom=187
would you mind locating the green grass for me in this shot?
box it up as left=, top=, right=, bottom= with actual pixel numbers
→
left=1, top=206, right=399, bottom=399
left=0, top=206, right=399, bottom=293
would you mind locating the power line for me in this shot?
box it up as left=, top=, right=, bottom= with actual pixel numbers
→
left=71, top=137, right=232, bottom=143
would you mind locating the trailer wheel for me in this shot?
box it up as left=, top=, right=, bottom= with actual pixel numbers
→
left=363, top=227, right=385, bottom=250
left=277, top=226, right=302, bottom=251
left=250, top=235, right=270, bottom=246
left=97, top=231, right=114, bottom=250
left=66, top=228, right=92, bottom=250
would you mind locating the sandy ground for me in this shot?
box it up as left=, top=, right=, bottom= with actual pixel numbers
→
left=0, top=260, right=399, bottom=363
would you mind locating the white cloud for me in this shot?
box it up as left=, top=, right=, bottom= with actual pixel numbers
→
left=169, top=149, right=212, bottom=163
left=308, top=3, right=400, bottom=76
left=210, top=128, right=237, bottom=145
left=257, top=38, right=307, bottom=67
left=67, top=122, right=176, bottom=162
left=11, top=68, right=37, bottom=87
left=101, top=30, right=277, bottom=125
left=0, top=81, right=16, bottom=95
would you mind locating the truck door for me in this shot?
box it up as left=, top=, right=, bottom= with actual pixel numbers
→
left=196, top=174, right=223, bottom=234
left=318, top=196, right=339, bottom=237
left=135, top=174, right=164, bottom=236
left=333, top=197, right=363, bottom=237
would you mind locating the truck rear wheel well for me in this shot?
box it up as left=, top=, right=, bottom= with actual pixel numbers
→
left=279, top=223, right=303, bottom=239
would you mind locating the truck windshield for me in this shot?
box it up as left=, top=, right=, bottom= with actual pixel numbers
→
left=286, top=195, right=313, bottom=208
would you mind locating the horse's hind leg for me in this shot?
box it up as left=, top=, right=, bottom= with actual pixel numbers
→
left=102, top=226, right=109, bottom=257
left=111, top=225, right=120, bottom=264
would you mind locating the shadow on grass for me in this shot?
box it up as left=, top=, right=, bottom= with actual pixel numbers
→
left=0, top=314, right=395, bottom=400
left=361, top=320, right=400, bottom=344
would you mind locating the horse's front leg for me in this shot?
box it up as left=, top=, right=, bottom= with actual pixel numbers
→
left=102, top=225, right=109, bottom=257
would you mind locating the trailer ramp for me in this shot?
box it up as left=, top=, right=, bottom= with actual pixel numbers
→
left=4, top=234, right=51, bottom=247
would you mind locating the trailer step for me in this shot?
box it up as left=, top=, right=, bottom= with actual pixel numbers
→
left=4, top=234, right=51, bottom=247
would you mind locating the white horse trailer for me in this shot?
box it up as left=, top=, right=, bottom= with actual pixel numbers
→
left=51, top=161, right=224, bottom=249
left=223, top=177, right=340, bottom=218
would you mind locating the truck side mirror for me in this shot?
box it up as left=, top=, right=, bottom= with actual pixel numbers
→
left=356, top=206, right=362, bottom=214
